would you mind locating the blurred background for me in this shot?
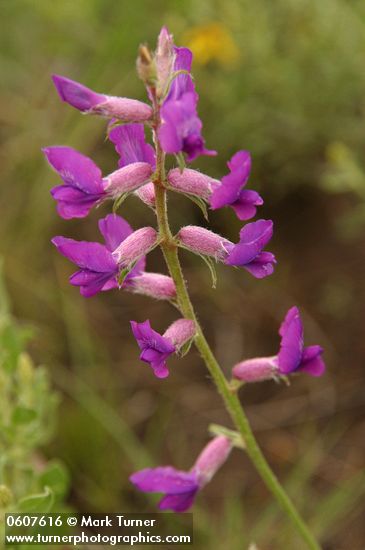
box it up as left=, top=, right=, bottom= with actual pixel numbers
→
left=1, top=0, right=365, bottom=548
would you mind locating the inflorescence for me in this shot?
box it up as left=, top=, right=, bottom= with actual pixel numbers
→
left=44, top=27, right=325, bottom=513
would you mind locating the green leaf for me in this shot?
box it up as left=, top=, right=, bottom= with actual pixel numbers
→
left=118, top=261, right=137, bottom=286
left=178, top=338, right=194, bottom=358
left=106, top=119, right=125, bottom=138
left=12, top=406, right=37, bottom=425
left=209, top=424, right=246, bottom=449
left=186, top=194, right=209, bottom=221
left=39, top=462, right=70, bottom=500
left=175, top=152, right=186, bottom=173
left=113, top=193, right=129, bottom=213
left=18, top=487, right=54, bottom=513
left=198, top=254, right=217, bottom=288
left=0, top=324, right=23, bottom=372
left=162, top=70, right=191, bottom=100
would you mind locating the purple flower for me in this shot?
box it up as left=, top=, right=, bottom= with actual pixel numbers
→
left=130, top=436, right=232, bottom=512
left=177, top=220, right=276, bottom=279
left=225, top=219, right=276, bottom=278
left=52, top=75, right=153, bottom=121
left=130, top=319, right=195, bottom=378
left=43, top=146, right=107, bottom=219
left=130, top=467, right=199, bottom=512
left=277, top=307, right=325, bottom=376
left=210, top=151, right=263, bottom=220
left=52, top=75, right=105, bottom=111
left=232, top=306, right=326, bottom=382
left=52, top=214, right=145, bottom=297
left=130, top=320, right=175, bottom=379
left=43, top=146, right=153, bottom=219
left=158, top=48, right=216, bottom=162
left=108, top=123, right=156, bottom=169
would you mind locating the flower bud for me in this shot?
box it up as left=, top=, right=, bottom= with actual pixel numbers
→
left=193, top=436, right=232, bottom=486
left=163, top=319, right=195, bottom=349
left=103, top=162, right=153, bottom=196
left=168, top=168, right=219, bottom=200
left=136, top=44, right=156, bottom=86
left=232, top=357, right=278, bottom=383
left=112, top=227, right=157, bottom=266
left=156, top=26, right=175, bottom=97
left=134, top=182, right=156, bottom=208
left=126, top=272, right=176, bottom=300
left=177, top=226, right=233, bottom=261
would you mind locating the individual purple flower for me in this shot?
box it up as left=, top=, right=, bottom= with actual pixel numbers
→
left=158, top=47, right=216, bottom=162
left=52, top=75, right=153, bottom=121
left=43, top=146, right=153, bottom=219
left=130, top=318, right=195, bottom=378
left=232, top=306, right=326, bottom=382
left=277, top=306, right=325, bottom=376
left=43, top=146, right=106, bottom=219
left=177, top=220, right=276, bottom=279
left=225, top=219, right=276, bottom=278
left=210, top=151, right=263, bottom=220
left=108, top=123, right=156, bottom=169
left=52, top=214, right=145, bottom=297
left=130, top=435, right=232, bottom=512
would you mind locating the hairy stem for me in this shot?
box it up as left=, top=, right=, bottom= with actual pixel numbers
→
left=150, top=96, right=320, bottom=549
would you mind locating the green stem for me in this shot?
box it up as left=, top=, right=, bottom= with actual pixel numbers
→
left=151, top=101, right=320, bottom=549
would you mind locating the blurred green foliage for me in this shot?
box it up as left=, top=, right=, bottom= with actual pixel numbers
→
left=0, top=263, right=69, bottom=547
left=1, top=0, right=365, bottom=548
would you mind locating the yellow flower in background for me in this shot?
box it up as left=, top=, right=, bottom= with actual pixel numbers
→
left=182, top=23, right=240, bottom=67
left=321, top=142, right=365, bottom=196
